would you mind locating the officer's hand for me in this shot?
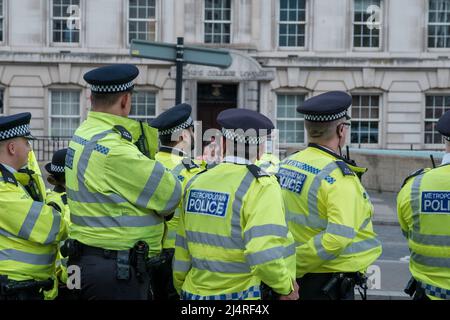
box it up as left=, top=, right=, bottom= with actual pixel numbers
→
left=279, top=279, right=299, bottom=300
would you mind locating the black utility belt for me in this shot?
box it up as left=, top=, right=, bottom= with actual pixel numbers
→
left=0, top=275, right=53, bottom=295
left=77, top=243, right=120, bottom=260
left=62, top=239, right=151, bottom=282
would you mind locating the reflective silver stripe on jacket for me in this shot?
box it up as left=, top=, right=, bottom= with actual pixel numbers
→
left=192, top=257, right=251, bottom=274
left=411, top=252, right=450, bottom=268
left=17, top=202, right=44, bottom=240
left=0, top=249, right=56, bottom=265
left=136, top=161, right=166, bottom=208
left=409, top=230, right=450, bottom=246
left=175, top=234, right=188, bottom=250
left=70, top=213, right=162, bottom=228
left=243, top=224, right=288, bottom=245
left=186, top=231, right=244, bottom=250
left=69, top=130, right=127, bottom=204
left=410, top=174, right=425, bottom=232
left=231, top=172, right=255, bottom=239
left=307, top=162, right=338, bottom=223
left=173, top=259, right=191, bottom=272
left=286, top=210, right=327, bottom=229
left=326, top=223, right=356, bottom=239
left=43, top=207, right=62, bottom=245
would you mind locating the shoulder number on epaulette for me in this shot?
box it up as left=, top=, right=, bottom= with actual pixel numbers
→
left=247, top=164, right=270, bottom=179
left=401, top=168, right=425, bottom=188
left=0, top=164, right=18, bottom=186
left=182, top=158, right=200, bottom=171
left=335, top=161, right=355, bottom=177
left=113, top=125, right=132, bottom=142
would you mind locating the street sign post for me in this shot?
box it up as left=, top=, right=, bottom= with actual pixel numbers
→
left=130, top=38, right=232, bottom=104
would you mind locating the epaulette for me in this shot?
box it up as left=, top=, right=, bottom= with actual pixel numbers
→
left=113, top=125, right=132, bottom=142
left=335, top=161, right=355, bottom=177
left=182, top=158, right=200, bottom=171
left=0, top=164, right=18, bottom=186
left=61, top=194, right=68, bottom=205
left=401, top=168, right=426, bottom=188
left=247, top=164, right=270, bottom=179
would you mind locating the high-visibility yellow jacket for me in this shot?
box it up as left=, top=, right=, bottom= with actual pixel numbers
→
left=255, top=153, right=280, bottom=174
left=43, top=189, right=70, bottom=300
left=397, top=163, right=450, bottom=300
left=0, top=161, right=68, bottom=282
left=173, top=161, right=296, bottom=300
left=66, top=111, right=182, bottom=256
left=155, top=148, right=204, bottom=249
left=277, top=144, right=382, bottom=279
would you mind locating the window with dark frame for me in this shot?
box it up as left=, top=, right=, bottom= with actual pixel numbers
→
left=129, top=91, right=157, bottom=123
left=350, top=95, right=380, bottom=144
left=0, top=0, right=4, bottom=43
left=0, top=89, right=3, bottom=115
left=425, top=95, right=450, bottom=144
left=353, top=0, right=381, bottom=48
left=204, top=0, right=231, bottom=44
left=52, top=0, right=80, bottom=44
left=428, top=0, right=450, bottom=48
left=50, top=90, right=81, bottom=137
left=128, top=0, right=157, bottom=44
left=277, top=94, right=305, bottom=144
left=279, top=0, right=306, bottom=47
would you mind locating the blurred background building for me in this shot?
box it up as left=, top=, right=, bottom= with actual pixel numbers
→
left=1, top=0, right=450, bottom=164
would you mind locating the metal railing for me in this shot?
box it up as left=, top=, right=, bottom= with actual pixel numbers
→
left=31, top=136, right=72, bottom=162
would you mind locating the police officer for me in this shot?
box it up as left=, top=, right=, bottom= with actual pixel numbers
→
left=0, top=113, right=68, bottom=300
left=255, top=132, right=280, bottom=174
left=43, top=148, right=71, bottom=300
left=173, top=108, right=298, bottom=300
left=64, top=64, right=182, bottom=300
left=397, top=110, right=450, bottom=300
left=277, top=91, right=382, bottom=300
left=150, top=103, right=204, bottom=300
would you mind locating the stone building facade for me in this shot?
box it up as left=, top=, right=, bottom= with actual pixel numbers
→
left=1, top=0, right=450, bottom=155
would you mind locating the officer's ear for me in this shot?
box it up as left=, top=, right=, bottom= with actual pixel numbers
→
left=6, top=140, right=17, bottom=156
left=336, top=123, right=344, bottom=139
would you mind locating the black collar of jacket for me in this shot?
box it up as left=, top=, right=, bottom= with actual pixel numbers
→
left=159, top=146, right=186, bottom=157
left=308, top=143, right=357, bottom=167
left=0, top=164, right=18, bottom=186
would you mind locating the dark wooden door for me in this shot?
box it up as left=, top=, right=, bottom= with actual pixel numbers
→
left=197, top=83, right=238, bottom=133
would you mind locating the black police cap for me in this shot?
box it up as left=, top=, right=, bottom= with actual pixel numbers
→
left=217, top=109, right=274, bottom=145
left=84, top=64, right=139, bottom=94
left=297, top=91, right=352, bottom=122
left=436, top=110, right=450, bottom=140
left=0, top=112, right=35, bottom=141
left=45, top=148, right=68, bottom=176
left=150, top=103, right=193, bottom=136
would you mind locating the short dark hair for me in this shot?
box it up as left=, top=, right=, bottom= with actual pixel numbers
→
left=90, top=90, right=132, bottom=108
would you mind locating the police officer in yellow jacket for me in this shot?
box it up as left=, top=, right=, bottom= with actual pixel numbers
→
left=64, top=64, right=182, bottom=300
left=0, top=113, right=68, bottom=300
left=277, top=91, right=382, bottom=300
left=173, top=108, right=299, bottom=300
left=43, top=148, right=71, bottom=300
left=398, top=110, right=450, bottom=300
left=150, top=103, right=204, bottom=300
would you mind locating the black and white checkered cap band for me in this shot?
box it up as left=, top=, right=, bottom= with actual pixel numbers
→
left=159, top=117, right=194, bottom=136
left=222, top=128, right=266, bottom=145
left=90, top=81, right=134, bottom=93
left=304, top=110, right=348, bottom=122
left=50, top=164, right=65, bottom=173
left=0, top=124, right=31, bottom=141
